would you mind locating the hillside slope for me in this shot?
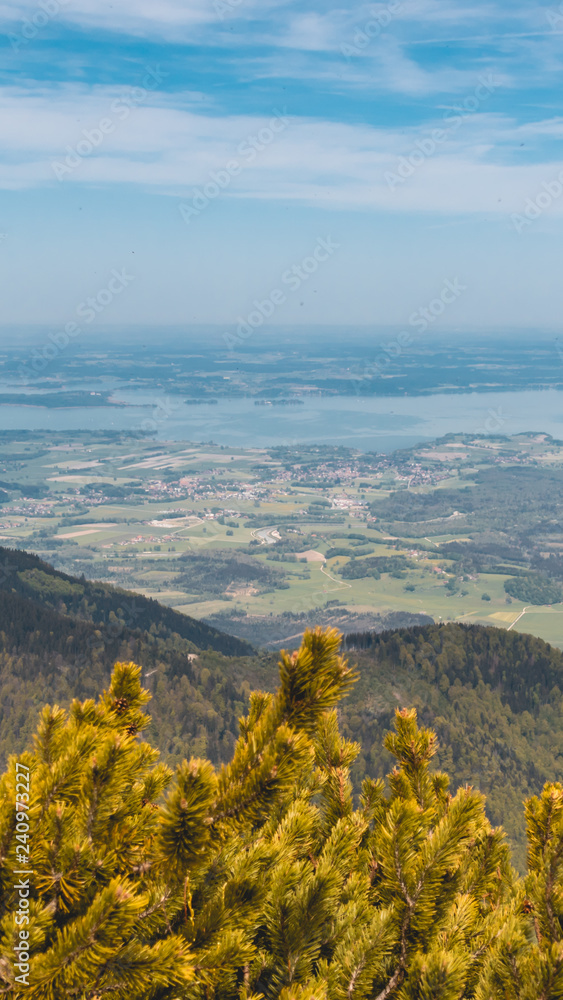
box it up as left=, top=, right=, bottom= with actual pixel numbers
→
left=0, top=545, right=261, bottom=770
left=0, top=545, right=253, bottom=656
left=2, top=547, right=563, bottom=867
left=340, top=623, right=563, bottom=867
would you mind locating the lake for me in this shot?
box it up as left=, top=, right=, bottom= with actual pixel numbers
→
left=0, top=389, right=561, bottom=452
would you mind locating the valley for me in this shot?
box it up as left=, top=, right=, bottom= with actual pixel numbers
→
left=1, top=428, right=562, bottom=647
left=0, top=543, right=561, bottom=869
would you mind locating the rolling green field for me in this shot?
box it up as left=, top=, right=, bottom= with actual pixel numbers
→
left=1, top=429, right=563, bottom=646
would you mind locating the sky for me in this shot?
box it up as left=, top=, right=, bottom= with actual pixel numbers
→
left=1, top=0, right=563, bottom=334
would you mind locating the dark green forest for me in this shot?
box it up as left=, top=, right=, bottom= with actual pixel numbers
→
left=372, top=466, right=563, bottom=605
left=176, top=549, right=291, bottom=598
left=3, top=630, right=563, bottom=999
left=340, top=623, right=563, bottom=868
left=0, top=546, right=252, bottom=655
left=340, top=555, right=415, bottom=580
left=2, top=547, right=563, bottom=868
left=504, top=574, right=563, bottom=604
left=373, top=465, right=563, bottom=529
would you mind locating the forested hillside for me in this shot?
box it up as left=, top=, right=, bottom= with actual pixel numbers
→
left=0, top=546, right=260, bottom=769
left=2, top=548, right=563, bottom=867
left=0, top=587, right=265, bottom=770
left=339, top=623, right=563, bottom=867
left=0, top=545, right=253, bottom=656
left=3, top=631, right=563, bottom=1000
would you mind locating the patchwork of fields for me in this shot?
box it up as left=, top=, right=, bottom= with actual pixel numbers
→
left=1, top=429, right=563, bottom=646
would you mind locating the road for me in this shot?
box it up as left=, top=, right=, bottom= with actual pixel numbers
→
left=251, top=526, right=281, bottom=545
left=320, top=563, right=352, bottom=591
left=507, top=606, right=530, bottom=631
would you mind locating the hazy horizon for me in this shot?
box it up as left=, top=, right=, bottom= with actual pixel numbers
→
left=2, top=1, right=563, bottom=333
left=0, top=325, right=561, bottom=344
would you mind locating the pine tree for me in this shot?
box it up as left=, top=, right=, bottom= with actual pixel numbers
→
left=0, top=626, right=562, bottom=998
left=0, top=662, right=192, bottom=998
left=474, top=783, right=563, bottom=1000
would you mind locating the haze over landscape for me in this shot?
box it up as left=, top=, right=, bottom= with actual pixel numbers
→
left=3, top=2, right=563, bottom=998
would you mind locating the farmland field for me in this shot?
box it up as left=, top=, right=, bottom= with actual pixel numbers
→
left=1, top=429, right=563, bottom=647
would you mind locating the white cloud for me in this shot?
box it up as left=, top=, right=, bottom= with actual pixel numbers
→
left=2, top=82, right=563, bottom=222
left=258, top=0, right=515, bottom=55
left=400, top=0, right=497, bottom=24
left=247, top=48, right=508, bottom=99
left=0, top=0, right=315, bottom=48
left=275, top=11, right=339, bottom=51
left=0, top=0, right=248, bottom=40
left=0, top=0, right=539, bottom=53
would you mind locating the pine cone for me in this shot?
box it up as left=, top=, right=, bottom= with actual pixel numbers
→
left=113, top=697, right=129, bottom=714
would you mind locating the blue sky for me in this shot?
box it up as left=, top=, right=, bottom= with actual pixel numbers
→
left=1, top=0, right=563, bottom=333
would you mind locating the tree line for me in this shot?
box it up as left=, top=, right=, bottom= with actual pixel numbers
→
left=2, top=628, right=563, bottom=999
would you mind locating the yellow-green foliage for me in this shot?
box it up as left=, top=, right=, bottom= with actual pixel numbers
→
left=1, top=628, right=563, bottom=999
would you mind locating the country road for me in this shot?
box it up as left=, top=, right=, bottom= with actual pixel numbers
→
left=507, top=606, right=530, bottom=631
left=320, top=563, right=352, bottom=590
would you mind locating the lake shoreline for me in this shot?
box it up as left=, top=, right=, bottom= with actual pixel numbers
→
left=1, top=387, right=562, bottom=453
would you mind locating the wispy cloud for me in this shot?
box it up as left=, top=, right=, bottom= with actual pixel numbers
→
left=3, top=81, right=563, bottom=224
left=0, top=0, right=298, bottom=41
left=1, top=0, right=219, bottom=36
